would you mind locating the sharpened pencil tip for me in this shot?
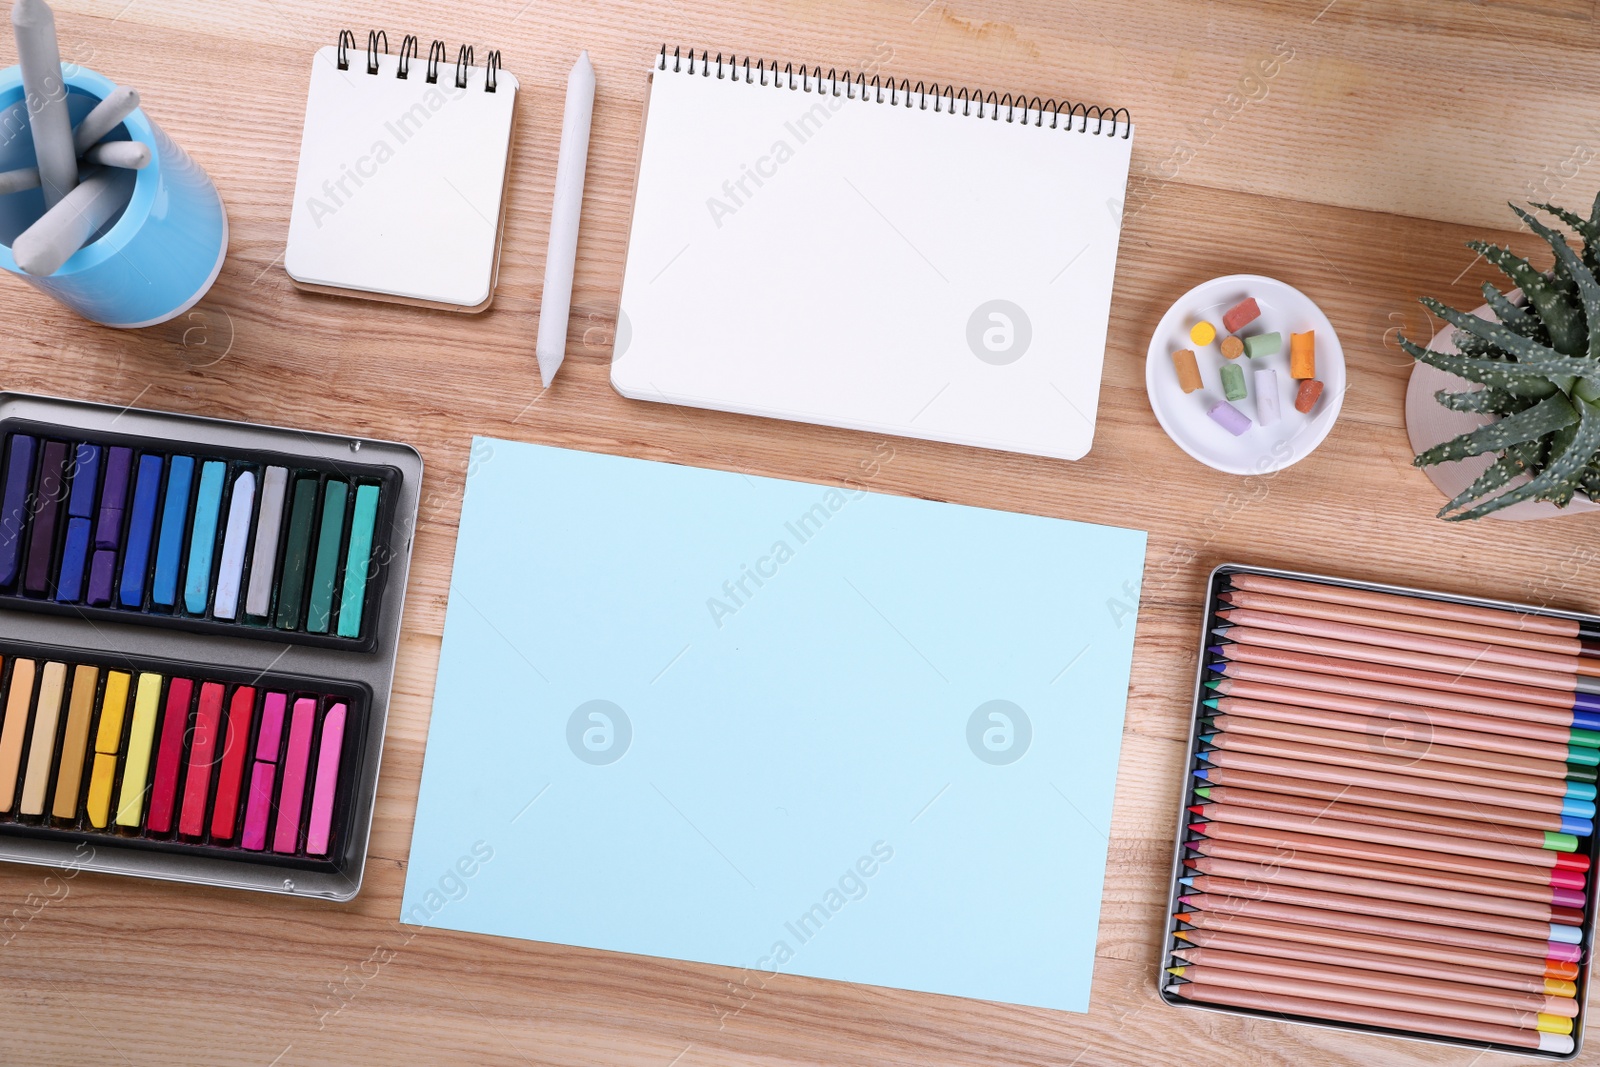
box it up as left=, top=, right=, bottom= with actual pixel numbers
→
left=1199, top=733, right=1217, bottom=745
left=1187, top=805, right=1204, bottom=815
left=1202, top=698, right=1220, bottom=709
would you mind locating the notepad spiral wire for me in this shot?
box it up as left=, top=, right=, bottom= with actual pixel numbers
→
left=335, top=29, right=503, bottom=92
left=657, top=45, right=1131, bottom=138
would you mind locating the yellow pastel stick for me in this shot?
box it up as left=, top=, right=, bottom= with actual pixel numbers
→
left=86, top=671, right=131, bottom=829
left=115, top=672, right=163, bottom=827
left=0, top=656, right=25, bottom=811
left=51, top=665, right=99, bottom=819
left=21, top=662, right=67, bottom=815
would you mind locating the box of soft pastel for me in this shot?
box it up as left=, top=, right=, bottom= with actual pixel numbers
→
left=1159, top=562, right=1600, bottom=1059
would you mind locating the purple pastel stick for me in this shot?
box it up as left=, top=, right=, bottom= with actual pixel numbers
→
left=23, top=441, right=69, bottom=596
left=86, top=547, right=117, bottom=606
left=95, top=446, right=133, bottom=550
left=1206, top=400, right=1252, bottom=437
left=0, top=435, right=37, bottom=587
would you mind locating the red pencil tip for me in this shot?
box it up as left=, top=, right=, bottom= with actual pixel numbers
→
left=1217, top=592, right=1236, bottom=604
left=1183, top=858, right=1197, bottom=869
left=1189, top=822, right=1210, bottom=835
left=1187, top=805, right=1205, bottom=815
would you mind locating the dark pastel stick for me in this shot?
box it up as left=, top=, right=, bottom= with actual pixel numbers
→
left=24, top=441, right=69, bottom=596
left=86, top=548, right=115, bottom=606
left=94, top=446, right=132, bottom=550
left=118, top=454, right=163, bottom=608
left=65, top=443, right=99, bottom=518
left=55, top=517, right=90, bottom=602
left=306, top=481, right=348, bottom=634
left=0, top=435, right=36, bottom=587
left=145, top=677, right=194, bottom=833
left=275, top=478, right=318, bottom=630
left=151, top=456, right=195, bottom=607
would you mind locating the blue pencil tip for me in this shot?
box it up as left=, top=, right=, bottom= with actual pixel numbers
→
left=1193, top=768, right=1209, bottom=779
left=1206, top=645, right=1225, bottom=657
left=1179, top=876, right=1194, bottom=887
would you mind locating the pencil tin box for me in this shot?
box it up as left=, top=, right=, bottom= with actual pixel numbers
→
left=1159, top=563, right=1600, bottom=1060
left=0, top=393, right=420, bottom=900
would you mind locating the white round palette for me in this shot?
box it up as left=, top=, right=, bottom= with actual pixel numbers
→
left=1145, top=274, right=1345, bottom=475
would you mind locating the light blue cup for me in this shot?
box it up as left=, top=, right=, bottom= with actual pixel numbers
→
left=0, top=64, right=227, bottom=327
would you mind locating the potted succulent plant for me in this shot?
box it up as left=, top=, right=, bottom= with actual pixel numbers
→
left=1401, top=199, right=1600, bottom=521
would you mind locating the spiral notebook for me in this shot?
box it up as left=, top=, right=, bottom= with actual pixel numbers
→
left=613, top=48, right=1135, bottom=460
left=285, top=31, right=518, bottom=311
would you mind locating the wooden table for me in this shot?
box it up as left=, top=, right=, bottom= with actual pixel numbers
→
left=3, top=1, right=1597, bottom=1063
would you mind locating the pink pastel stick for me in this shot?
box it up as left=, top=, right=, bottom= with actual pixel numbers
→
left=273, top=698, right=317, bottom=854
left=240, top=693, right=287, bottom=851
left=306, top=703, right=347, bottom=856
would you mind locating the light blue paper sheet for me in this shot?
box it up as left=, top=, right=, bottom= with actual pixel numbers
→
left=402, top=440, right=1146, bottom=1012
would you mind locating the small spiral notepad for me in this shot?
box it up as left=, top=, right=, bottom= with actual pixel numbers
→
left=613, top=47, right=1135, bottom=460
left=286, top=30, right=518, bottom=311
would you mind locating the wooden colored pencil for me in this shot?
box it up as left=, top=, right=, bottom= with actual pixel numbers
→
left=1178, top=874, right=1582, bottom=943
left=1200, top=732, right=1593, bottom=801
left=1177, top=893, right=1579, bottom=962
left=1225, top=573, right=1600, bottom=648
left=1214, top=622, right=1600, bottom=695
left=1192, top=784, right=1585, bottom=852
left=1209, top=638, right=1600, bottom=719
left=1189, top=802, right=1586, bottom=867
left=1172, top=914, right=1579, bottom=980
left=1204, top=697, right=1600, bottom=770
left=1184, top=855, right=1584, bottom=924
left=1188, top=838, right=1586, bottom=905
left=1207, top=658, right=1599, bottom=731
left=1201, top=713, right=1594, bottom=783
left=1216, top=605, right=1597, bottom=677
left=1188, top=820, right=1585, bottom=889
left=1197, top=746, right=1594, bottom=822
left=1194, top=765, right=1591, bottom=831
left=1219, top=588, right=1593, bottom=658
left=1170, top=968, right=1572, bottom=1035
left=1171, top=942, right=1576, bottom=1002
left=1171, top=982, right=1574, bottom=1053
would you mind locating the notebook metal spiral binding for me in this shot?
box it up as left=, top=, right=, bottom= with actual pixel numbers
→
left=333, top=29, right=502, bottom=92
left=656, top=44, right=1130, bottom=138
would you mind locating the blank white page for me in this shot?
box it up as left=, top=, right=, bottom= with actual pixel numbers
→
left=614, top=58, right=1133, bottom=460
left=286, top=47, right=518, bottom=308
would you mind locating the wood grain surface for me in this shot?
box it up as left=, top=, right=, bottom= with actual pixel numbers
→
left=3, top=0, right=1600, bottom=1064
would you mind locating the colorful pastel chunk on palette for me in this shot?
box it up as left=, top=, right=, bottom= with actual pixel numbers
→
left=1220, top=336, right=1244, bottom=360
left=1189, top=321, right=1216, bottom=347
left=1296, top=378, right=1325, bottom=414
left=1242, top=332, right=1281, bottom=359
left=1255, top=367, right=1282, bottom=426
left=1207, top=400, right=1251, bottom=437
left=1222, top=298, right=1260, bottom=334
left=1290, top=329, right=1316, bottom=379
left=1173, top=349, right=1203, bottom=394
left=1220, top=363, right=1247, bottom=402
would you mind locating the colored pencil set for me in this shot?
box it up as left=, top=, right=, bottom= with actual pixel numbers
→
left=0, top=394, right=420, bottom=900
left=1163, top=566, right=1600, bottom=1057
left=0, top=642, right=359, bottom=858
left=0, top=427, right=395, bottom=646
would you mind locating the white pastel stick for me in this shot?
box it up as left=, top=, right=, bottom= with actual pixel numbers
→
left=12, top=0, right=77, bottom=209
left=11, top=167, right=128, bottom=275
left=81, top=140, right=149, bottom=170
left=71, top=85, right=139, bottom=153
left=1254, top=367, right=1281, bottom=427
left=0, top=166, right=41, bottom=195
left=212, top=469, right=257, bottom=620
left=245, top=467, right=288, bottom=617
left=534, top=51, right=596, bottom=388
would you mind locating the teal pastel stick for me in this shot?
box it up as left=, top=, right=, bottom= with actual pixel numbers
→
left=183, top=460, right=226, bottom=614
left=152, top=455, right=195, bottom=607
left=306, top=480, right=348, bottom=634
left=336, top=484, right=380, bottom=638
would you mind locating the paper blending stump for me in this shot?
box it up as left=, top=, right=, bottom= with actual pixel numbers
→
left=403, top=440, right=1147, bottom=1012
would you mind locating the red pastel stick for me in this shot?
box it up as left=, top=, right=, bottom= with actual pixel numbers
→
left=178, top=682, right=224, bottom=836
left=272, top=697, right=316, bottom=853
left=145, top=678, right=194, bottom=833
left=306, top=703, right=346, bottom=856
left=210, top=686, right=256, bottom=839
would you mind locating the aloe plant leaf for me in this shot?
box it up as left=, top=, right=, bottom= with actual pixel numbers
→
left=1447, top=399, right=1600, bottom=519
left=1421, top=299, right=1600, bottom=386
left=1469, top=242, right=1588, bottom=354
left=1433, top=388, right=1527, bottom=415
left=1513, top=205, right=1600, bottom=360
left=1414, top=392, right=1577, bottom=467
left=1481, top=282, right=1539, bottom=335
left=1437, top=440, right=1540, bottom=516
left=1401, top=336, right=1561, bottom=397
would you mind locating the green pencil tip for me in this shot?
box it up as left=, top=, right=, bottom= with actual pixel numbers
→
left=1200, top=733, right=1217, bottom=745
left=1203, top=698, right=1220, bottom=709
left=1194, top=786, right=1211, bottom=799
left=1204, top=679, right=1222, bottom=690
